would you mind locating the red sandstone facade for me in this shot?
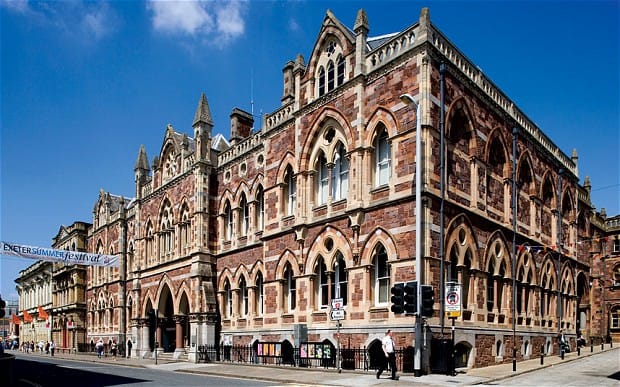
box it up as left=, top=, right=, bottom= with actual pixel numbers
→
left=80, top=8, right=617, bottom=369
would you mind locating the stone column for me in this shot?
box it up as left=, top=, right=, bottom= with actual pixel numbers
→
left=173, top=315, right=186, bottom=359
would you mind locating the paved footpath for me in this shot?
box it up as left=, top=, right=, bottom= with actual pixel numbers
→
left=11, top=344, right=618, bottom=386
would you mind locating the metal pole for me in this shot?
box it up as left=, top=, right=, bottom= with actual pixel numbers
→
left=399, top=92, right=423, bottom=376
left=439, top=62, right=446, bottom=338
left=337, top=321, right=341, bottom=373
left=511, top=127, right=518, bottom=372
left=557, top=169, right=564, bottom=330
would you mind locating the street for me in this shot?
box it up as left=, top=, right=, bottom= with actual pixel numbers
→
left=479, top=348, right=620, bottom=386
left=10, top=353, right=275, bottom=387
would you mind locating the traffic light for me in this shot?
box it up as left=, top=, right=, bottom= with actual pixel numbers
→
left=0, top=296, right=5, bottom=319
left=390, top=283, right=405, bottom=314
left=403, top=281, right=417, bottom=315
left=421, top=285, right=434, bottom=317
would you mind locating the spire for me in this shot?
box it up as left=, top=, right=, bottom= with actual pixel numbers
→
left=354, top=9, right=369, bottom=34
left=134, top=145, right=150, bottom=172
left=193, top=93, right=213, bottom=128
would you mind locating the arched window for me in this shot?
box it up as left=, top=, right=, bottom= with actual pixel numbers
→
left=332, top=143, right=349, bottom=201
left=315, top=256, right=328, bottom=309
left=336, top=55, right=345, bottom=86
left=375, top=126, right=391, bottom=187
left=223, top=280, right=232, bottom=318
left=283, top=264, right=296, bottom=312
left=317, top=153, right=329, bottom=205
left=255, top=186, right=264, bottom=231
left=373, top=244, right=390, bottom=305
left=239, top=276, right=248, bottom=317
left=146, top=222, right=154, bottom=265
left=224, top=201, right=232, bottom=241
left=332, top=253, right=347, bottom=305
left=284, top=166, right=296, bottom=216
left=180, top=204, right=190, bottom=250
left=255, top=272, right=264, bottom=316
left=159, top=202, right=174, bottom=258
left=318, top=67, right=326, bottom=96
left=327, top=61, right=335, bottom=91
left=240, top=194, right=249, bottom=236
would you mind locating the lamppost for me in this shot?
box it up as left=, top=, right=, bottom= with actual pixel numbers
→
left=399, top=92, right=423, bottom=376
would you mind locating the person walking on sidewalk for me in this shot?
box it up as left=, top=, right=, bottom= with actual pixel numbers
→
left=50, top=340, right=55, bottom=356
left=377, top=329, right=399, bottom=380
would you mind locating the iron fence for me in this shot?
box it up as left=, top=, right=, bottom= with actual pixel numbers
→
left=197, top=344, right=414, bottom=373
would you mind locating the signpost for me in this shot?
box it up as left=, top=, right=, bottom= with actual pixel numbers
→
left=445, top=282, right=461, bottom=376
left=330, top=298, right=344, bottom=373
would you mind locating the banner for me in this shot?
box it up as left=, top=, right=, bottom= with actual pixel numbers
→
left=23, top=310, right=33, bottom=323
left=12, top=314, right=21, bottom=325
left=1, top=241, right=119, bottom=267
left=38, top=305, right=49, bottom=320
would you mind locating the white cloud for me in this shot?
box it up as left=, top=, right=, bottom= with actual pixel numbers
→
left=1, top=1, right=117, bottom=43
left=147, top=0, right=246, bottom=47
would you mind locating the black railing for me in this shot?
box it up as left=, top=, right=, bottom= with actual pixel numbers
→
left=197, top=344, right=411, bottom=373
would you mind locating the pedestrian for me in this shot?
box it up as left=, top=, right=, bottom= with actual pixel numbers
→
left=376, top=329, right=399, bottom=380
left=111, top=340, right=117, bottom=360
left=50, top=340, right=55, bottom=356
left=126, top=339, right=132, bottom=358
left=96, top=338, right=104, bottom=358
left=90, top=339, right=95, bottom=353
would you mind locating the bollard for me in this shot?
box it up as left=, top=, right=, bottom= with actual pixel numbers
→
left=540, top=345, right=544, bottom=365
left=601, top=342, right=604, bottom=350
left=577, top=346, right=580, bottom=356
left=591, top=342, right=594, bottom=353
left=561, top=348, right=564, bottom=360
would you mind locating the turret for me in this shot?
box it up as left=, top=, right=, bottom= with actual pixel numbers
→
left=354, top=9, right=368, bottom=76
left=193, top=93, right=214, bottom=161
left=282, top=60, right=295, bottom=106
left=134, top=145, right=150, bottom=199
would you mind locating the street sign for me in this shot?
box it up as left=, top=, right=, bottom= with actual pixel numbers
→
left=445, top=282, right=461, bottom=318
left=330, top=309, right=345, bottom=320
left=331, top=298, right=344, bottom=310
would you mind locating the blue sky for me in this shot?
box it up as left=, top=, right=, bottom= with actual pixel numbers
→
left=1, top=0, right=618, bottom=301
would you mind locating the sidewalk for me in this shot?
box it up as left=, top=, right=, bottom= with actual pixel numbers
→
left=14, top=344, right=618, bottom=386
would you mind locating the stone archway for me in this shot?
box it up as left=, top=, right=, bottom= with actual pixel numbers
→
left=157, top=285, right=175, bottom=352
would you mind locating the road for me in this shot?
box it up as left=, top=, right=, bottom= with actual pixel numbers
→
left=480, top=347, right=620, bottom=386
left=10, top=353, right=277, bottom=387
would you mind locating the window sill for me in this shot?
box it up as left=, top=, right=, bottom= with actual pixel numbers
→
left=370, top=185, right=389, bottom=194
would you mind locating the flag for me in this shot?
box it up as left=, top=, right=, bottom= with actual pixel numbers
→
left=23, top=310, right=33, bottom=323
left=38, top=305, right=49, bottom=320
left=12, top=314, right=21, bottom=325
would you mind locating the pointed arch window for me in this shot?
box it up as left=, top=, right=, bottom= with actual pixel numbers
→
left=146, top=222, right=154, bottom=265
left=318, top=67, right=326, bottom=96
left=284, top=166, right=296, bottom=216
left=373, top=244, right=390, bottom=305
left=255, top=272, right=264, bottom=316
left=317, top=153, right=329, bottom=205
left=223, top=280, right=232, bottom=319
left=316, top=256, right=329, bottom=309
left=224, top=201, right=232, bottom=241
left=327, top=61, right=335, bottom=91
left=332, top=144, right=349, bottom=201
left=487, top=260, right=496, bottom=312
left=375, top=126, right=391, bottom=186
left=239, top=276, right=248, bottom=317
left=240, top=194, right=249, bottom=236
left=332, top=253, right=347, bottom=305
left=256, top=186, right=264, bottom=231
left=180, top=205, right=190, bottom=250
left=283, top=264, right=296, bottom=312
left=337, top=55, right=345, bottom=86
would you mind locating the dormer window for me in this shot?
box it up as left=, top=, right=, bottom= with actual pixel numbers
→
left=317, top=39, right=345, bottom=97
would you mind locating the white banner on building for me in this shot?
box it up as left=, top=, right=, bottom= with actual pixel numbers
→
left=1, top=241, right=119, bottom=267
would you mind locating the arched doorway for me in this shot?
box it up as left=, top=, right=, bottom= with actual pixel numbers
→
left=157, top=285, right=175, bottom=352
left=178, top=292, right=190, bottom=348
left=368, top=339, right=384, bottom=371
left=454, top=341, right=472, bottom=368
left=576, top=273, right=588, bottom=335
